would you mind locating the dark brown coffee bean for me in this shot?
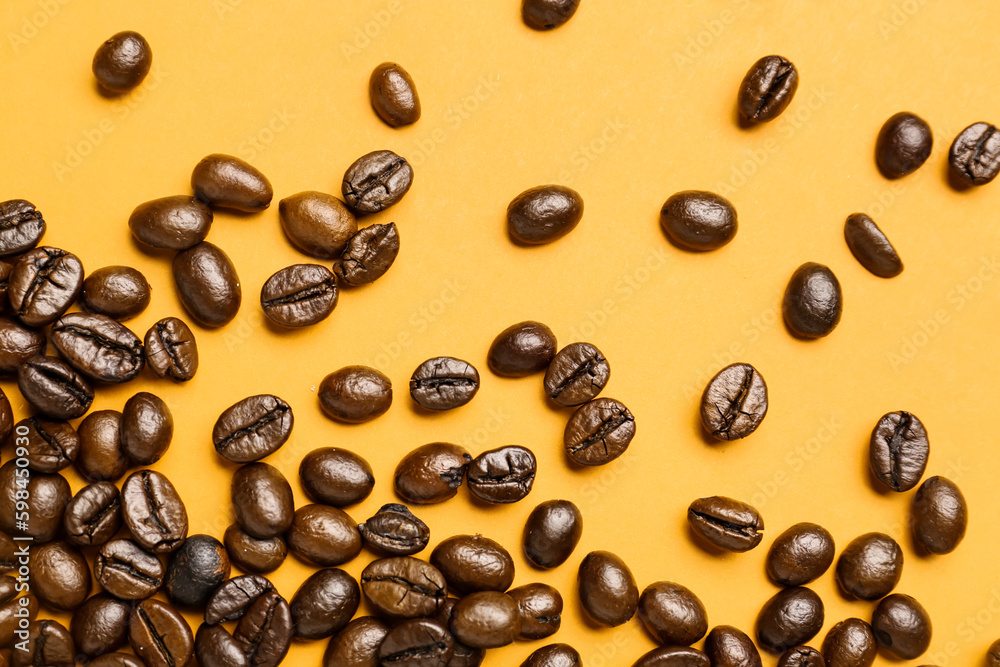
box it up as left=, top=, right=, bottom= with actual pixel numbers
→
left=0, top=392, right=12, bottom=448
left=431, top=534, right=515, bottom=595
left=95, top=538, right=165, bottom=600
left=30, top=541, right=91, bottom=610
left=287, top=504, right=362, bottom=567
left=12, top=620, right=74, bottom=667
left=688, top=496, right=764, bottom=552
left=173, top=241, right=242, bottom=328
left=121, top=469, right=189, bottom=553
left=660, top=190, right=737, bottom=251
left=467, top=445, right=536, bottom=503
left=121, top=392, right=173, bottom=465
left=370, top=62, right=421, bottom=127
left=192, top=154, right=273, bottom=212
left=700, top=362, right=768, bottom=441
left=522, top=0, right=580, bottom=29
left=0, top=535, right=14, bottom=574
left=92, top=31, right=151, bottom=93
left=544, top=342, right=610, bottom=406
left=450, top=591, right=520, bottom=649
left=394, top=442, right=472, bottom=504
left=869, top=410, right=929, bottom=492
left=0, top=317, right=45, bottom=374
left=144, top=316, right=199, bottom=381
left=632, top=646, right=710, bottom=667
left=378, top=618, right=454, bottom=666
left=509, top=583, right=562, bottom=640
left=360, top=556, right=447, bottom=619
left=776, top=646, right=823, bottom=667
left=507, top=185, right=584, bottom=245
left=705, top=625, right=762, bottom=667
left=300, top=447, right=375, bottom=507
left=76, top=410, right=128, bottom=483
left=129, top=195, right=212, bottom=250
left=876, top=112, right=932, bottom=178
left=129, top=598, right=194, bottom=667
left=523, top=499, right=582, bottom=569
left=233, top=590, right=293, bottom=666
left=9, top=247, right=84, bottom=327
left=195, top=623, right=249, bottom=667
left=738, top=55, right=798, bottom=123
left=564, top=397, right=635, bottom=466
left=204, top=574, right=274, bottom=624
left=318, top=366, right=392, bottom=424
left=359, top=503, right=429, bottom=555
left=410, top=356, right=480, bottom=411
left=15, top=416, right=78, bottom=473
left=260, top=263, right=339, bottom=327
left=232, top=462, right=294, bottom=539
left=63, top=481, right=121, bottom=546
left=0, top=200, right=44, bottom=257
left=821, top=618, right=877, bottom=667
left=0, top=260, right=10, bottom=309
left=70, top=593, right=131, bottom=658
left=578, top=550, right=638, bottom=627
left=911, top=476, right=967, bottom=554
left=52, top=312, right=144, bottom=383
left=323, top=616, right=390, bottom=667
left=766, top=522, right=835, bottom=587
left=756, top=587, right=824, bottom=653
left=522, top=643, right=582, bottom=667
left=213, top=394, right=293, bottom=463
left=844, top=213, right=903, bottom=278
left=333, top=222, right=399, bottom=286
left=488, top=320, right=557, bottom=377
left=223, top=523, right=287, bottom=574
left=290, top=568, right=360, bottom=640
left=279, top=191, right=358, bottom=258
left=782, top=262, right=843, bottom=339
left=82, top=265, right=151, bottom=320
left=871, top=594, right=931, bottom=660
left=0, top=461, right=70, bottom=542
left=638, top=581, right=708, bottom=646
left=988, top=639, right=1000, bottom=667
left=18, top=356, right=94, bottom=419
left=836, top=532, right=902, bottom=600
left=89, top=654, right=145, bottom=667
left=165, top=534, right=231, bottom=607
left=342, top=150, right=413, bottom=214
left=949, top=122, right=1000, bottom=186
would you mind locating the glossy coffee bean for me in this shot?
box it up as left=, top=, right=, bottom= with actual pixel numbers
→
left=544, top=342, right=610, bottom=406
left=564, top=397, right=636, bottom=466
left=370, top=62, right=421, bottom=127
left=233, top=590, right=293, bottom=666
left=638, top=581, right=708, bottom=646
left=836, top=532, right=902, bottom=600
left=95, top=538, right=165, bottom=600
left=287, top=504, right=362, bottom=567
left=195, top=623, right=248, bottom=667
left=578, top=550, right=638, bottom=627
left=0, top=394, right=11, bottom=450
left=290, top=568, right=360, bottom=639
left=360, top=556, right=447, bottom=618
left=394, top=442, right=472, bottom=504
left=16, top=416, right=78, bottom=473
left=172, top=241, right=242, bottom=327
left=359, top=503, right=429, bottom=555
left=782, top=262, right=842, bottom=339
left=822, top=618, right=877, bottom=667
left=260, top=263, right=338, bottom=327
left=776, top=646, right=823, bottom=667
left=223, top=523, right=287, bottom=574
left=700, top=362, right=768, bottom=440
left=450, top=591, right=521, bottom=649
left=333, top=222, right=399, bottom=285
left=70, top=593, right=131, bottom=658
left=378, top=618, right=454, bottom=665
left=844, top=213, right=903, bottom=278
left=121, top=392, right=173, bottom=465
left=279, top=191, right=357, bottom=258
left=523, top=644, right=582, bottom=667
left=988, top=639, right=1000, bottom=667
left=319, top=366, right=392, bottom=423
left=410, top=356, right=480, bottom=410
left=705, top=625, right=762, bottom=667
left=522, top=0, right=580, bottom=29
left=0, top=575, right=37, bottom=647
left=300, top=447, right=375, bottom=507
left=0, top=260, right=10, bottom=309
left=432, top=534, right=515, bottom=595
left=129, top=195, right=212, bottom=250
left=737, top=55, right=798, bottom=123
left=205, top=574, right=274, bottom=623
left=144, top=317, right=199, bottom=381
left=129, top=598, right=194, bottom=667
left=342, top=150, right=413, bottom=214
left=0, top=461, right=70, bottom=542
left=121, top=469, right=189, bottom=553
left=82, top=265, right=151, bottom=320
left=12, top=620, right=74, bottom=667
left=660, top=190, right=737, bottom=251
left=0, top=200, right=45, bottom=257
left=92, top=31, right=151, bottom=93
left=871, top=594, right=931, bottom=660
left=192, top=153, right=273, bottom=212
left=30, top=541, right=91, bottom=610
left=165, top=534, right=231, bottom=607
left=876, top=112, right=932, bottom=178
left=0, top=537, right=14, bottom=574
left=0, top=317, right=45, bottom=374
left=18, top=356, right=94, bottom=419
left=869, top=410, right=928, bottom=492
left=631, top=646, right=710, bottom=667
left=89, top=654, right=145, bottom=667
left=467, top=445, right=536, bottom=503
left=430, top=598, right=485, bottom=666
left=213, top=394, right=293, bottom=462
left=949, top=122, right=1000, bottom=186
left=523, top=499, right=583, bottom=569
left=507, top=185, right=583, bottom=245
left=52, top=313, right=144, bottom=383
left=76, top=410, right=128, bottom=483
left=766, top=522, right=835, bottom=587
left=509, top=583, right=562, bottom=640
left=688, top=496, right=764, bottom=552
left=488, top=321, right=557, bottom=377
left=912, top=476, right=967, bottom=554
left=232, top=462, right=294, bottom=539
left=323, top=616, right=391, bottom=667
left=756, top=587, right=824, bottom=653
left=63, top=481, right=121, bottom=546
left=9, top=247, right=84, bottom=327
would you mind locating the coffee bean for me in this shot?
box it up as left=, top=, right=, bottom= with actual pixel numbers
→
left=911, top=476, right=967, bottom=554
left=394, top=442, right=472, bottom=504
left=705, top=625, right=762, bottom=667
left=121, top=392, right=173, bottom=465
left=737, top=55, right=798, bottom=123
left=488, top=320, right=557, bottom=377
left=361, top=556, right=447, bottom=618
left=0, top=461, right=70, bottom=542
left=129, top=195, right=213, bottom=250
left=205, top=574, right=275, bottom=624
left=821, top=618, right=877, bottom=667
left=232, top=462, right=295, bottom=539
left=213, top=394, right=292, bottom=463
left=523, top=499, right=583, bottom=569
left=835, top=532, right=902, bottom=600
left=92, top=31, right=151, bottom=93
left=63, top=481, right=121, bottom=547
left=9, top=247, right=84, bottom=327
left=279, top=191, right=358, bottom=258
left=233, top=590, right=293, bottom=666
left=223, top=523, right=287, bottom=574
left=578, top=550, right=638, bottom=627
left=12, top=620, right=74, bottom=667
left=377, top=618, right=454, bottom=666
left=0, top=535, right=13, bottom=574
left=522, top=643, right=582, bottom=667
left=195, top=624, right=249, bottom=667
left=632, top=646, right=710, bottom=667
left=121, top=469, right=189, bottom=553
left=18, top=356, right=94, bottom=419
left=333, top=222, right=399, bottom=286
left=0, top=575, right=37, bottom=647
left=82, top=265, right=152, bottom=320
left=300, top=447, right=375, bottom=507
left=766, top=522, right=835, bottom=587
left=318, top=366, right=392, bottom=424
left=369, top=62, right=421, bottom=127
left=290, top=568, right=360, bottom=640
left=30, top=541, right=91, bottom=610
left=16, top=416, right=79, bottom=473
left=509, top=583, right=562, bottom=640
left=776, top=646, right=823, bottom=667
left=359, top=503, right=429, bottom=556
left=260, top=263, right=339, bottom=327
left=869, top=410, right=929, bottom=492
left=507, top=185, right=584, bottom=245
left=467, top=445, right=537, bottom=503
left=52, top=312, right=144, bottom=383
left=875, top=112, right=932, bottom=178
left=287, top=504, right=362, bottom=567
left=687, top=496, right=764, bottom=552
left=782, top=262, right=843, bottom=339
left=452, top=591, right=521, bottom=649
left=756, top=587, right=824, bottom=653
left=564, top=397, right=635, bottom=465
left=144, top=316, right=199, bottom=381
left=76, top=410, right=128, bottom=483
left=323, top=616, right=390, bottom=667
left=172, top=241, right=242, bottom=327
left=89, top=654, right=145, bottom=667
left=660, top=190, right=738, bottom=251
left=871, top=594, right=931, bottom=660
left=94, top=538, right=165, bottom=600
left=844, top=213, right=903, bottom=278
left=342, top=150, right=413, bottom=214
left=192, top=153, right=273, bottom=212
left=638, top=582, right=708, bottom=646
left=0, top=317, right=46, bottom=374
left=989, top=639, right=1000, bottom=667
left=949, top=122, right=1000, bottom=186
left=70, top=593, right=131, bottom=658
left=544, top=342, right=610, bottom=406
left=129, top=598, right=194, bottom=667
left=432, top=534, right=515, bottom=595
left=165, top=534, right=231, bottom=607
left=700, top=362, right=768, bottom=441
left=522, top=0, right=580, bottom=29
left=0, top=200, right=45, bottom=257
left=410, top=356, right=480, bottom=411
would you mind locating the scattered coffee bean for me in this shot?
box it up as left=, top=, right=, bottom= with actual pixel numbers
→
left=52, top=312, right=144, bottom=383
left=318, top=366, right=392, bottom=423
left=410, top=356, right=480, bottom=410
left=522, top=644, right=582, bottom=667
left=128, top=195, right=213, bottom=250
left=121, top=392, right=173, bottom=465
left=704, top=625, right=763, bottom=667
left=361, top=556, right=447, bottom=618
left=213, top=394, right=293, bottom=463
left=782, top=262, right=843, bottom=339
left=432, top=534, right=515, bottom=595
left=738, top=55, right=798, bottom=123
left=278, top=191, right=358, bottom=258
left=522, top=0, right=580, bottom=29
left=777, top=646, right=824, bottom=667
left=333, top=222, right=400, bottom=286
left=379, top=618, right=454, bottom=666
left=165, top=534, right=231, bottom=607
left=766, top=522, right=835, bottom=587
left=76, top=410, right=128, bottom=483
left=875, top=112, right=932, bottom=178
left=63, top=481, right=121, bottom=547
left=70, top=593, right=131, bottom=659
left=660, top=190, right=738, bottom=251
left=632, top=646, right=710, bottom=667
left=82, top=265, right=151, bottom=320
left=323, top=616, right=391, bottom=667
left=488, top=320, right=557, bottom=377
left=523, top=499, right=583, bottom=569
left=835, top=532, right=903, bottom=600
left=342, top=150, right=413, bottom=214
left=232, top=590, right=293, bottom=666
left=223, top=523, right=287, bottom=574
left=0, top=461, right=70, bottom=542
left=844, top=213, right=903, bottom=278
left=12, top=620, right=74, bottom=667
left=509, top=583, right=563, bottom=640
left=9, top=247, right=84, bottom=327
left=369, top=62, right=421, bottom=127
left=29, top=541, right=91, bottom=611
left=911, top=476, right=967, bottom=554
left=359, top=503, right=430, bottom=556
left=430, top=598, right=486, bottom=666
left=192, top=153, right=273, bottom=212
left=17, top=416, right=78, bottom=473
left=287, top=504, right=362, bottom=567
left=544, top=342, right=610, bottom=406
left=144, top=316, right=199, bottom=381
left=869, top=410, right=929, bottom=492
left=0, top=200, right=45, bottom=257
left=232, top=462, right=294, bottom=539
left=300, top=447, right=375, bottom=507
left=394, top=442, right=472, bottom=504
left=756, top=587, right=824, bottom=653
left=564, top=397, right=635, bottom=465
left=290, top=568, right=360, bottom=640
left=687, top=496, right=764, bottom=552
left=578, top=550, right=638, bottom=627
left=92, top=31, right=152, bottom=93
left=507, top=185, right=584, bottom=245
left=0, top=316, right=46, bottom=374
left=129, top=598, right=194, bottom=667
left=121, top=469, right=189, bottom=554
left=260, top=263, right=339, bottom=327
left=638, top=581, right=708, bottom=646
left=172, top=241, right=242, bottom=328
left=18, top=356, right=94, bottom=419
left=700, top=362, right=768, bottom=441
left=94, top=538, right=165, bottom=600
left=949, top=122, right=1000, bottom=186
left=205, top=574, right=275, bottom=624
left=870, top=594, right=931, bottom=660
left=467, top=445, right=537, bottom=503
left=195, top=623, right=249, bottom=667
left=89, top=654, right=146, bottom=667
left=451, top=591, right=521, bottom=649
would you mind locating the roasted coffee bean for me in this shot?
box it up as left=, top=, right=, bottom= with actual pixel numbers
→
left=700, top=363, right=767, bottom=441
left=18, top=356, right=94, bottom=419
left=394, top=442, right=472, bottom=504
left=318, top=366, right=392, bottom=424
left=782, top=262, right=843, bottom=339
left=523, top=499, right=582, bottom=569
left=660, top=190, right=737, bottom=251
left=9, top=247, right=84, bottom=327
left=638, top=581, right=708, bottom=646
left=129, top=195, right=212, bottom=250
left=16, top=416, right=78, bottom=473
left=687, top=496, right=764, bottom=552
left=173, top=241, right=242, bottom=327
left=92, top=31, right=151, bottom=93
left=488, top=320, right=557, bottom=377
left=359, top=503, right=429, bottom=555
left=76, top=410, right=128, bottom=483
left=333, top=222, right=399, bottom=286
left=429, top=598, right=485, bottom=666
left=450, top=591, right=521, bottom=649
left=300, top=447, right=375, bottom=507
left=232, top=462, right=294, bottom=539
left=564, top=397, right=636, bottom=466
left=121, top=469, right=189, bottom=553
left=144, top=316, right=199, bottom=381
left=260, top=263, right=339, bottom=327
left=89, top=654, right=145, bottom=667
left=869, top=410, right=929, bottom=492
left=871, top=594, right=931, bottom=660
left=0, top=575, right=38, bottom=646
left=507, top=185, right=584, bottom=245
left=836, top=532, right=903, bottom=600
left=378, top=618, right=454, bottom=666
left=279, top=191, right=357, bottom=258
left=737, top=55, right=798, bottom=123
left=12, top=620, right=74, bottom=667
left=63, top=481, right=121, bottom=546
left=410, top=356, right=480, bottom=410
left=195, top=624, right=249, bottom=667
left=0, top=392, right=12, bottom=447
left=432, top=535, right=514, bottom=595
left=467, top=445, right=536, bottom=503
left=522, top=0, right=580, bottom=29
left=0, top=461, right=70, bottom=542
left=544, top=342, right=610, bottom=406
left=876, top=112, right=932, bottom=178
left=82, top=265, right=151, bottom=320
left=632, top=646, right=710, bottom=667
left=52, top=312, right=144, bottom=383
left=844, top=213, right=903, bottom=278
left=323, top=616, right=391, bottom=667
left=204, top=574, right=275, bottom=624
left=370, top=62, right=421, bottom=127
left=121, top=392, right=173, bottom=465
left=766, top=522, right=835, bottom=587
left=705, top=625, right=762, bottom=667
left=233, top=590, right=293, bottom=666
left=949, top=122, right=1000, bottom=186
left=821, top=618, right=877, bottom=667
left=30, top=541, right=91, bottom=610
left=911, top=476, right=967, bottom=554
left=989, top=639, right=1000, bottom=667
left=192, top=153, right=273, bottom=212
left=70, top=593, right=131, bottom=658
left=342, top=150, right=413, bottom=214
left=0, top=535, right=13, bottom=574
left=776, top=646, right=823, bottom=667
left=756, top=587, right=824, bottom=653
left=165, top=534, right=231, bottom=607
left=522, top=643, right=582, bottom=667
left=95, top=538, right=165, bottom=600
left=0, top=200, right=44, bottom=257
left=578, top=550, right=639, bottom=627
left=223, top=523, right=287, bottom=574
left=129, top=598, right=194, bottom=667
left=213, top=394, right=293, bottom=463
left=0, top=317, right=45, bottom=374
left=361, top=556, right=447, bottom=618
left=509, top=583, right=562, bottom=640
left=0, top=260, right=10, bottom=309
left=290, top=568, right=360, bottom=640
left=287, top=504, right=362, bottom=567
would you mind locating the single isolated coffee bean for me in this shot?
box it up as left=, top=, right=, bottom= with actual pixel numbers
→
left=871, top=594, right=932, bottom=660
left=875, top=112, right=933, bottom=178
left=949, top=122, right=1000, bottom=186
left=318, top=365, right=392, bottom=423
left=638, top=581, right=708, bottom=646
left=71, top=593, right=132, bottom=659
left=232, top=462, right=295, bottom=539
left=0, top=461, right=70, bottom=542
left=278, top=191, right=358, bottom=258
left=688, top=496, right=764, bottom=552
left=360, top=556, right=447, bottom=618
left=173, top=241, right=242, bottom=328
left=300, top=447, right=375, bottom=507
left=522, top=0, right=580, bottom=29
left=835, top=532, right=903, bottom=600
left=29, top=541, right=91, bottom=610
left=544, top=342, right=610, bottom=406
left=660, top=190, right=738, bottom=251
left=869, top=410, right=929, bottom=492
left=359, top=503, right=430, bottom=555
left=144, top=316, right=199, bottom=381
left=13, top=620, right=75, bottom=667
left=705, top=625, right=762, bottom=667
left=260, top=263, right=338, bottom=327
left=290, top=568, right=360, bottom=640
left=121, top=392, right=173, bottom=465
left=63, top=481, right=121, bottom=546
left=129, top=598, right=194, bottom=667
left=756, top=587, right=824, bottom=653
left=911, top=476, right=967, bottom=554
left=467, top=445, right=537, bottom=503
left=342, top=150, right=413, bottom=214
left=822, top=618, right=877, bottom=667
left=522, top=643, right=582, bottom=667
left=82, top=265, right=151, bottom=320
left=410, top=356, right=480, bottom=410
left=632, top=646, right=710, bottom=667
left=75, top=410, right=128, bottom=483
left=738, top=55, right=798, bottom=123
left=323, top=616, right=391, bottom=667
left=204, top=574, right=274, bottom=624
left=776, top=646, right=823, bottom=667
left=0, top=199, right=45, bottom=257
left=93, top=31, right=151, bottom=93
left=121, top=469, right=189, bottom=554
left=523, top=499, right=583, bottom=569
left=165, top=534, right=231, bottom=607
left=488, top=320, right=557, bottom=377
left=224, top=523, right=287, bottom=574
left=578, top=550, right=639, bottom=627
left=700, top=362, right=767, bottom=441
left=0, top=316, right=46, bottom=374
left=432, top=534, right=515, bottom=595
left=287, top=504, right=362, bottom=567
left=766, top=522, right=835, bottom=587
left=9, top=247, right=84, bottom=327
left=564, top=397, right=635, bottom=465
left=369, top=62, right=421, bottom=127
left=507, top=185, right=584, bottom=245
left=394, top=442, right=472, bottom=504
left=509, top=583, right=562, bottom=639
left=450, top=591, right=521, bottom=649
left=17, top=416, right=79, bottom=473
left=333, top=222, right=399, bottom=286
left=782, top=262, right=843, bottom=339
left=192, top=153, right=273, bottom=212
left=213, top=394, right=293, bottom=463
left=378, top=618, right=454, bottom=666
left=94, top=538, right=165, bottom=600
left=844, top=213, right=904, bottom=278
left=51, top=312, right=144, bottom=383
left=232, top=590, right=293, bottom=666
left=129, top=195, right=212, bottom=250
